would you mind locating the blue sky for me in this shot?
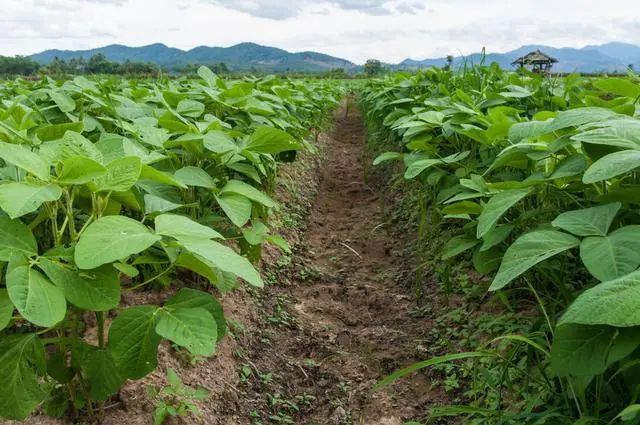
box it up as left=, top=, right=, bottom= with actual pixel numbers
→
left=1, top=0, right=639, bottom=63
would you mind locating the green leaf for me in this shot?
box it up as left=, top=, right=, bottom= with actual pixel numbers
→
left=476, top=189, right=530, bottom=238
left=36, top=122, right=84, bottom=142
left=57, top=156, right=106, bottom=185
left=246, top=127, right=302, bottom=154
left=108, top=305, right=161, bottom=379
left=143, top=194, right=182, bottom=215
left=140, top=164, right=187, bottom=189
left=583, top=150, right=640, bottom=183
left=375, top=352, right=491, bottom=389
left=177, top=99, right=204, bottom=118
left=552, top=203, right=621, bottom=237
left=490, top=230, right=580, bottom=291
left=472, top=247, right=502, bottom=274
left=155, top=214, right=224, bottom=241
left=480, top=224, right=513, bottom=252
left=92, top=156, right=142, bottom=193
left=215, top=193, right=252, bottom=227
left=0, top=217, right=37, bottom=261
left=616, top=405, right=640, bottom=422
left=6, top=255, right=67, bottom=327
left=179, top=239, right=263, bottom=287
left=49, top=89, right=75, bottom=112
left=156, top=308, right=217, bottom=356
left=0, top=334, right=47, bottom=420
left=203, top=131, right=238, bottom=154
left=165, top=288, right=226, bottom=340
left=0, top=182, right=62, bottom=219
left=83, top=349, right=124, bottom=401
left=174, top=166, right=216, bottom=189
left=573, top=119, right=640, bottom=150
left=373, top=152, right=403, bottom=165
left=38, top=258, right=121, bottom=311
left=220, top=179, right=275, bottom=208
left=75, top=216, right=161, bottom=269
left=404, top=158, right=441, bottom=179
left=0, top=141, right=50, bottom=180
left=442, top=236, right=478, bottom=260
left=0, top=289, right=14, bottom=331
left=546, top=155, right=588, bottom=180
left=594, top=78, right=640, bottom=98
left=551, top=324, right=616, bottom=376
left=580, top=225, right=640, bottom=282
left=560, top=268, right=640, bottom=327
left=197, top=66, right=218, bottom=87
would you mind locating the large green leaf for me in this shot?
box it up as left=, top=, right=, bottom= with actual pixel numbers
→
left=155, top=214, right=223, bottom=241
left=215, top=193, right=252, bottom=227
left=573, top=119, right=640, bottom=150
left=0, top=334, right=47, bottom=420
left=476, top=189, right=530, bottom=238
left=75, top=216, right=161, bottom=269
left=38, top=258, right=121, bottom=311
left=0, top=141, right=50, bottom=180
left=174, top=166, right=216, bottom=189
left=551, top=324, right=620, bottom=377
left=108, top=305, right=161, bottom=379
left=0, top=217, right=37, bottom=261
left=404, top=159, right=441, bottom=179
left=203, top=131, right=238, bottom=154
left=490, top=230, right=580, bottom=291
left=552, top=203, right=620, bottom=237
left=0, top=182, right=62, bottom=219
left=580, top=226, right=640, bottom=282
left=180, top=238, right=263, bottom=287
left=442, top=236, right=478, bottom=260
left=220, top=180, right=275, bottom=208
left=560, top=269, right=640, bottom=326
left=91, top=156, right=142, bottom=193
left=49, top=89, right=75, bottom=112
left=57, top=156, right=106, bottom=185
left=246, top=127, right=301, bottom=154
left=583, top=150, right=640, bottom=183
left=6, top=255, right=67, bottom=327
left=165, top=288, right=226, bottom=340
left=156, top=308, right=217, bottom=356
left=594, top=78, right=640, bottom=98
left=0, top=289, right=13, bottom=331
left=83, top=349, right=124, bottom=400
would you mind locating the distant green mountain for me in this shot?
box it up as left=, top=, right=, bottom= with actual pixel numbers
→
left=29, top=42, right=357, bottom=73
left=399, top=42, right=640, bottom=73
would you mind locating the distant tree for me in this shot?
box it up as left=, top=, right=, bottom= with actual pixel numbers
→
left=86, top=53, right=115, bottom=74
left=0, top=55, right=40, bottom=75
left=445, top=55, right=454, bottom=71
left=629, top=64, right=635, bottom=72
left=364, top=59, right=382, bottom=76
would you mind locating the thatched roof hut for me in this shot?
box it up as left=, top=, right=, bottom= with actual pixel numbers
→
left=511, top=49, right=558, bottom=73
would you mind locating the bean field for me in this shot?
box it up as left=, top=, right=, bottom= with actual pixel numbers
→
left=1, top=64, right=640, bottom=425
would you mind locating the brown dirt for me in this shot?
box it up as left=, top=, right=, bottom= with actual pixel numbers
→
left=233, top=105, right=451, bottom=424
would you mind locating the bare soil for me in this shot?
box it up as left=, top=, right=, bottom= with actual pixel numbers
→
left=231, top=105, right=451, bottom=424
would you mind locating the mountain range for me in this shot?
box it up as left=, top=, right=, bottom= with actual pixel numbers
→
left=29, top=42, right=358, bottom=73
left=401, top=42, right=640, bottom=73
left=29, top=42, right=640, bottom=73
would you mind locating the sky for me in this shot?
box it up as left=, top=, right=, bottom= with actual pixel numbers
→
left=1, top=0, right=639, bottom=64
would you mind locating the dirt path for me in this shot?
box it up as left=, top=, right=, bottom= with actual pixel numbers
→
left=239, top=106, right=450, bottom=424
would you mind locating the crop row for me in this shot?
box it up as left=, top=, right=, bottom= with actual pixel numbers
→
left=361, top=66, right=640, bottom=422
left=0, top=67, right=340, bottom=420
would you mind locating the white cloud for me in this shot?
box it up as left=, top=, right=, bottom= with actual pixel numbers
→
left=0, top=0, right=639, bottom=64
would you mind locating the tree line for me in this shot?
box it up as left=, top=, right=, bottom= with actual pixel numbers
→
left=0, top=53, right=230, bottom=76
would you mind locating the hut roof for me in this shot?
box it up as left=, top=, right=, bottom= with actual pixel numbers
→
left=511, top=49, right=559, bottom=65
